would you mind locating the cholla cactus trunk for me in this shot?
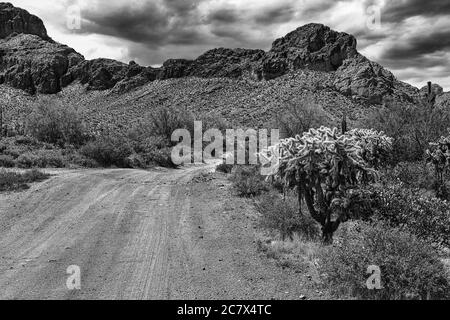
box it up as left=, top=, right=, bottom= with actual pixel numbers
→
left=297, top=179, right=302, bottom=215
left=341, top=112, right=348, bottom=134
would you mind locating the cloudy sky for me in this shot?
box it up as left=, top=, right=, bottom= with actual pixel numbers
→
left=8, top=0, right=450, bottom=90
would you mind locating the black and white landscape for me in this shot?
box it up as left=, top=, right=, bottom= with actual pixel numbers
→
left=0, top=1, right=449, bottom=301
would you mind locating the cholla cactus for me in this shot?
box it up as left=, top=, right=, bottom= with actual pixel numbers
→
left=426, top=130, right=450, bottom=185
left=349, top=128, right=393, bottom=169
left=263, top=126, right=392, bottom=243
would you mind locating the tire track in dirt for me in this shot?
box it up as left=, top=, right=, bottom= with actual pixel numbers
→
left=0, top=166, right=209, bottom=299
left=0, top=165, right=315, bottom=300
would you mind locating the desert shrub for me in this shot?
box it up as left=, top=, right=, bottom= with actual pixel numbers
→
left=383, top=161, right=435, bottom=189
left=66, top=153, right=99, bottom=168
left=13, top=135, right=39, bottom=146
left=256, top=235, right=322, bottom=273
left=80, top=134, right=133, bottom=167
left=21, top=169, right=50, bottom=183
left=132, top=135, right=170, bottom=154
left=0, top=168, right=50, bottom=191
left=275, top=96, right=332, bottom=138
left=127, top=108, right=230, bottom=168
left=0, top=155, right=15, bottom=168
left=319, top=221, right=450, bottom=300
left=16, top=150, right=65, bottom=168
left=201, top=112, right=230, bottom=132
left=370, top=183, right=450, bottom=248
left=34, top=150, right=65, bottom=168
left=362, top=98, right=450, bottom=163
left=230, top=165, right=269, bottom=197
left=255, top=192, right=320, bottom=240
left=142, top=147, right=177, bottom=168
left=0, top=136, right=51, bottom=158
left=26, top=97, right=88, bottom=147
left=124, top=153, right=146, bottom=169
left=146, top=105, right=194, bottom=141
left=16, top=153, right=36, bottom=168
left=216, top=162, right=233, bottom=174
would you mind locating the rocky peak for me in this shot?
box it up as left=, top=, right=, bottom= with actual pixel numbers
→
left=254, top=23, right=358, bottom=81
left=0, top=2, right=49, bottom=40
left=271, top=23, right=357, bottom=63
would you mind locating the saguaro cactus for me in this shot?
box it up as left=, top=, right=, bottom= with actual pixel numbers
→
left=425, top=81, right=437, bottom=107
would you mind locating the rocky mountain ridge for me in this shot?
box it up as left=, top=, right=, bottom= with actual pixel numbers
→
left=0, top=2, right=442, bottom=105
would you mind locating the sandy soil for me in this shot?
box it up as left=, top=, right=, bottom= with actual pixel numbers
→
left=0, top=165, right=316, bottom=300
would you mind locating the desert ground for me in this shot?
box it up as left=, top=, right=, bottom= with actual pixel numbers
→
left=0, top=165, right=321, bottom=300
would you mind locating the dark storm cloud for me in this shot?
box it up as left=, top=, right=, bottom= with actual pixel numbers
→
left=380, top=52, right=450, bottom=70
left=299, top=0, right=340, bottom=17
left=253, top=4, right=296, bottom=25
left=382, top=30, right=450, bottom=61
left=206, top=7, right=240, bottom=24
left=77, top=0, right=206, bottom=47
left=382, top=0, right=450, bottom=22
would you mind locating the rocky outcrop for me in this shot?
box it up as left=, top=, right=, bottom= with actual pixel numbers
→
left=0, top=32, right=161, bottom=94
left=0, top=4, right=161, bottom=94
left=333, top=54, right=396, bottom=104
left=0, top=3, right=80, bottom=93
left=67, top=59, right=161, bottom=92
left=113, top=62, right=159, bottom=93
left=0, top=2, right=49, bottom=40
left=255, top=23, right=358, bottom=80
left=0, top=34, right=83, bottom=94
left=158, top=48, right=264, bottom=80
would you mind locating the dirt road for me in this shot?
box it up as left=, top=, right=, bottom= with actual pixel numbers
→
left=0, top=165, right=312, bottom=300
